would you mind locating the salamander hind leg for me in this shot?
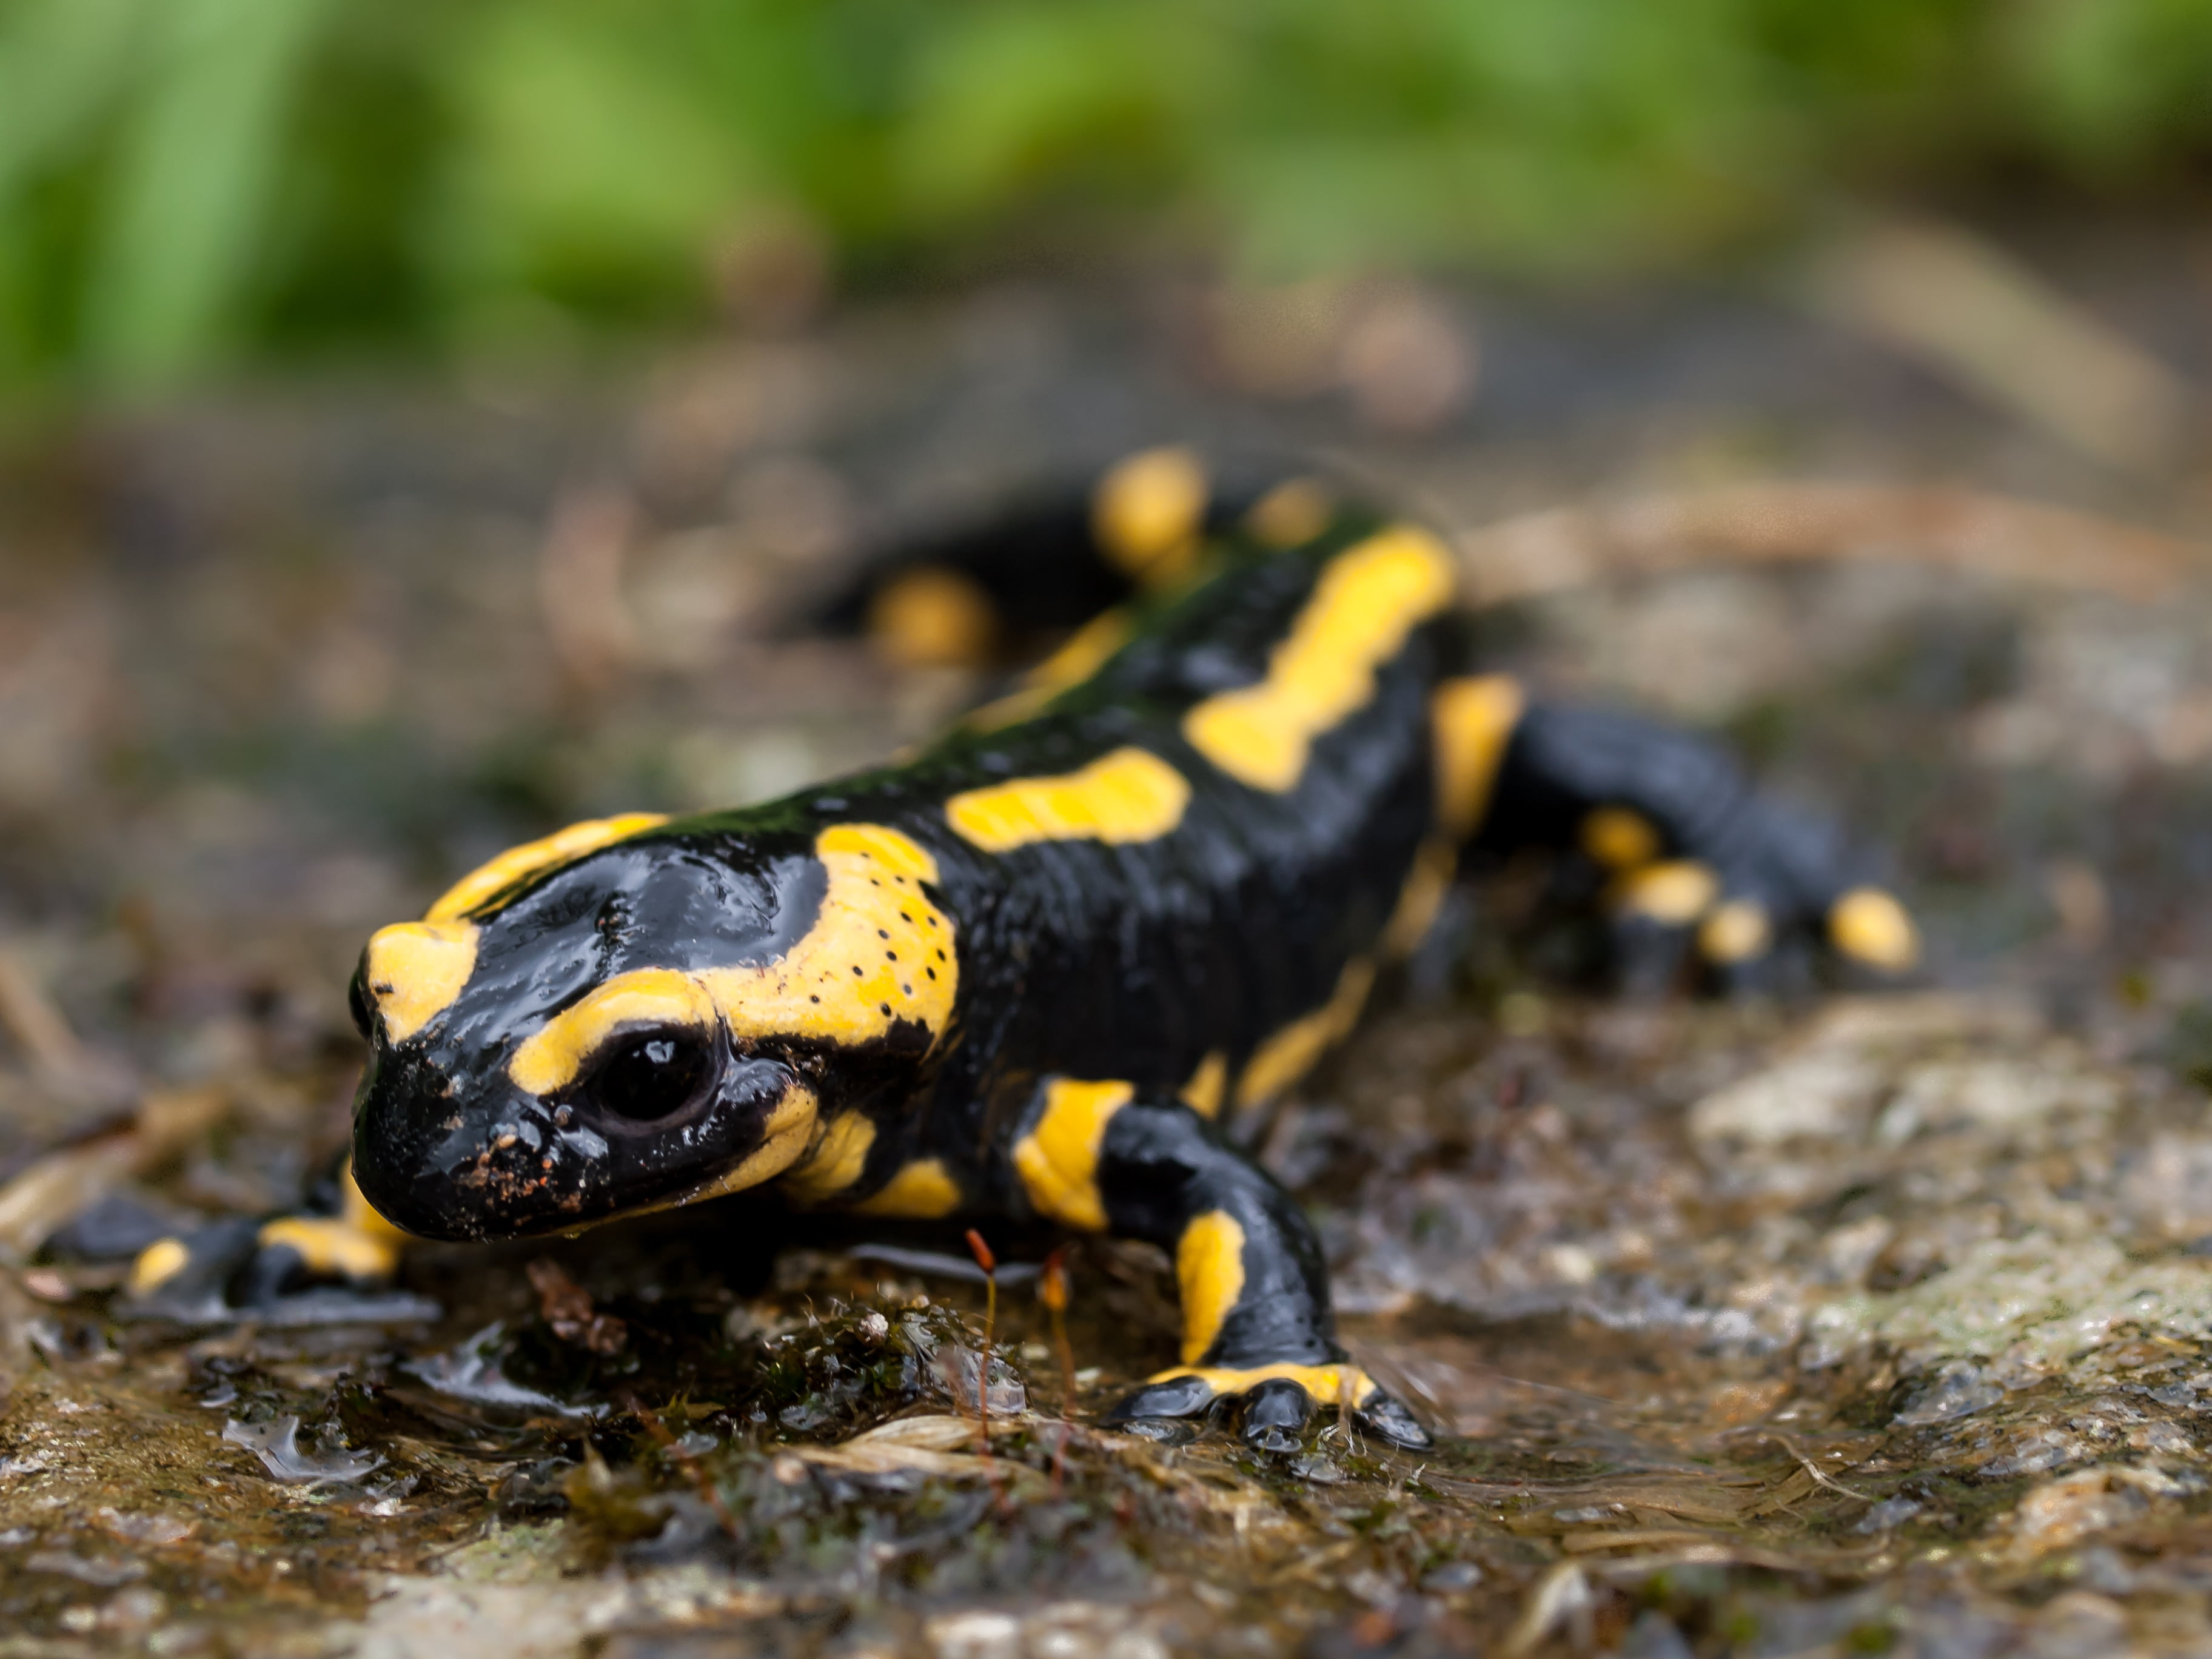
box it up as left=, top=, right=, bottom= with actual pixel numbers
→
left=1458, top=690, right=1920, bottom=990
left=1013, top=1081, right=1429, bottom=1450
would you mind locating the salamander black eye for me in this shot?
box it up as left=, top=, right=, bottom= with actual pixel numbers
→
left=347, top=966, right=375, bottom=1042
left=583, top=1030, right=715, bottom=1124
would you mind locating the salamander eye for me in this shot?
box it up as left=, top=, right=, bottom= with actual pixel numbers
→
left=583, top=1030, right=715, bottom=1124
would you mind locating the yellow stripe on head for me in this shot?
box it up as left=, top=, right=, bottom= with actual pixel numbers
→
left=429, top=813, right=669, bottom=923
left=1185, top=526, right=1456, bottom=793
left=1175, top=1210, right=1246, bottom=1366
left=946, top=746, right=1190, bottom=853
left=1431, top=675, right=1525, bottom=838
left=1093, top=447, right=1208, bottom=588
left=363, top=920, right=480, bottom=1043
left=1013, top=1077, right=1134, bottom=1231
left=509, top=968, right=716, bottom=1096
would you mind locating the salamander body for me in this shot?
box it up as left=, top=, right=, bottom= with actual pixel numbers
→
left=146, top=453, right=1922, bottom=1447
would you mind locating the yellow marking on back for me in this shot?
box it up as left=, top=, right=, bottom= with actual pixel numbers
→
left=966, top=609, right=1134, bottom=734
left=1180, top=1050, right=1228, bottom=1120
left=1830, top=887, right=1919, bottom=971
left=851, top=1158, right=962, bottom=1218
left=127, top=1237, right=190, bottom=1296
left=946, top=747, right=1191, bottom=853
left=1093, top=447, right=1208, bottom=588
left=704, top=823, right=958, bottom=1047
left=1431, top=674, right=1526, bottom=837
left=1144, top=1360, right=1382, bottom=1409
left=509, top=968, right=716, bottom=1096
left=868, top=566, right=997, bottom=668
left=1614, top=860, right=1720, bottom=925
left=503, top=825, right=957, bottom=1098
left=782, top=1110, right=876, bottom=1204
left=1381, top=837, right=1456, bottom=958
left=363, top=920, right=480, bottom=1044
left=1699, top=897, right=1772, bottom=964
left=429, top=813, right=669, bottom=923
left=1245, top=478, right=1333, bottom=548
left=1013, top=1077, right=1134, bottom=1231
left=1185, top=526, right=1456, bottom=793
left=1176, top=1210, right=1246, bottom=1365
left=257, top=1216, right=401, bottom=1281
left=1582, top=806, right=1660, bottom=871
left=1235, top=956, right=1377, bottom=1111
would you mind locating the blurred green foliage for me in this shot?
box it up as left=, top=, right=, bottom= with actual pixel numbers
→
left=5, top=0, right=2212, bottom=391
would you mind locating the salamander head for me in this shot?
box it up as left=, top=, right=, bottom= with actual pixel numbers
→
left=346, top=814, right=957, bottom=1241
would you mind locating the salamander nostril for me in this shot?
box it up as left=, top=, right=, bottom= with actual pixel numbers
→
left=583, top=1030, right=715, bottom=1124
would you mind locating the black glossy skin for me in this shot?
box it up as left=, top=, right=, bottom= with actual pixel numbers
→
left=335, top=488, right=1889, bottom=1447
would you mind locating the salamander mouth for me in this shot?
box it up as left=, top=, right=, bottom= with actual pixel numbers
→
left=350, top=1038, right=804, bottom=1242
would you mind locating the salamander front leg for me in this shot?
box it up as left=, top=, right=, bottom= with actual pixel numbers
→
left=1013, top=1081, right=1429, bottom=1450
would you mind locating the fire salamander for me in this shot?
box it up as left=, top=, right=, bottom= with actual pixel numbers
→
left=126, top=449, right=1918, bottom=1449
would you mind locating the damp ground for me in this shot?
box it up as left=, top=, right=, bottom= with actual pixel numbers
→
left=9, top=249, right=2212, bottom=1655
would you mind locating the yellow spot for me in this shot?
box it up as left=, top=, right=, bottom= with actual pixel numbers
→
left=660, top=1087, right=820, bottom=1208
left=1013, top=1077, right=1134, bottom=1231
left=1235, top=957, right=1376, bottom=1111
left=257, top=1216, right=400, bottom=1282
left=1831, top=887, right=1920, bottom=971
left=1142, top=1361, right=1381, bottom=1410
left=363, top=920, right=480, bottom=1044
left=851, top=1158, right=962, bottom=1218
left=1431, top=674, right=1525, bottom=837
left=1176, top=1210, right=1246, bottom=1365
left=867, top=566, right=998, bottom=669
left=1614, top=860, right=1720, bottom=926
left=1184, top=526, right=1456, bottom=793
left=1699, top=898, right=1772, bottom=964
left=127, top=1237, right=189, bottom=1296
left=1381, top=837, right=1456, bottom=958
left=1582, top=806, right=1660, bottom=871
left=428, top=813, right=669, bottom=923
left=1093, top=447, right=1208, bottom=588
left=705, top=823, right=959, bottom=1048
left=341, top=1160, right=414, bottom=1246
left=1179, top=1051, right=1228, bottom=1120
left=509, top=968, right=716, bottom=1096
left=782, top=1110, right=876, bottom=1204
left=946, top=746, right=1191, bottom=853
left=1245, top=478, right=1334, bottom=548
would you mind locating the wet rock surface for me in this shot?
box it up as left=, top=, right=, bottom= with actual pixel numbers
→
left=8, top=268, right=2212, bottom=1654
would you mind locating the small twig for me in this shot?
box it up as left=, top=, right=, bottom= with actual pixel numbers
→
left=963, top=1228, right=1010, bottom=1515
left=1040, top=1247, right=1076, bottom=1495
left=624, top=1392, right=740, bottom=1540
left=1731, top=1428, right=1880, bottom=1503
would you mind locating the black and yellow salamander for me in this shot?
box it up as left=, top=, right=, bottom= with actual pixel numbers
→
left=127, top=450, right=1919, bottom=1450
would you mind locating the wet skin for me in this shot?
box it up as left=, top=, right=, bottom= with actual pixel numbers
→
left=138, top=461, right=1920, bottom=1449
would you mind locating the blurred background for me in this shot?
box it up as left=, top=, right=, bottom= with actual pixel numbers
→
left=6, top=0, right=2212, bottom=390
